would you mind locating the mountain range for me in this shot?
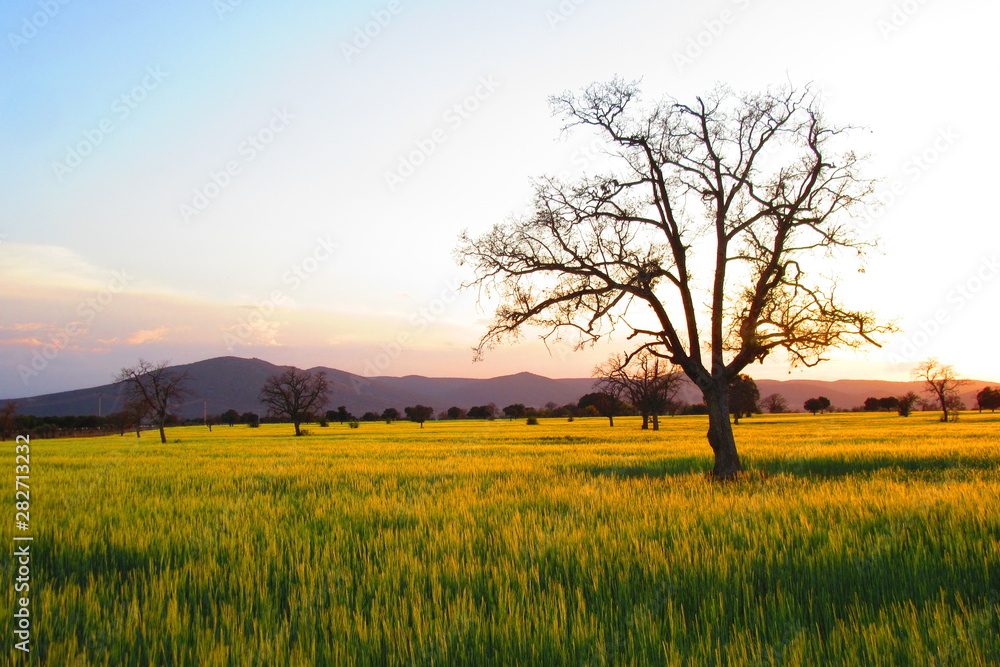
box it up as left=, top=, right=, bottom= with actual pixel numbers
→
left=1, top=356, right=996, bottom=419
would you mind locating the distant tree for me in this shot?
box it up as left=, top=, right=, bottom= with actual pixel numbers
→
left=728, top=374, right=760, bottom=425
left=381, top=408, right=400, bottom=423
left=446, top=406, right=467, bottom=420
left=503, top=404, right=526, bottom=420
left=761, top=393, right=788, bottom=414
left=878, top=396, right=899, bottom=412
left=259, top=368, right=330, bottom=436
left=104, top=411, right=127, bottom=436
left=467, top=405, right=495, bottom=419
left=114, top=359, right=190, bottom=444
left=594, top=350, right=682, bottom=430
left=124, top=398, right=150, bottom=437
left=404, top=405, right=434, bottom=428
left=241, top=412, right=260, bottom=427
left=327, top=406, right=354, bottom=424
left=913, top=358, right=968, bottom=422
left=360, top=412, right=380, bottom=422
left=976, top=386, right=1000, bottom=412
left=817, top=397, right=831, bottom=413
left=863, top=397, right=880, bottom=412
left=804, top=398, right=824, bottom=415
left=578, top=392, right=626, bottom=427
left=0, top=401, right=18, bottom=441
left=220, top=409, right=240, bottom=427
left=896, top=392, right=919, bottom=417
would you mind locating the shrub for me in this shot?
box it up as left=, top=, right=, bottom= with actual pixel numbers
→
left=348, top=421, right=360, bottom=429
left=567, top=415, right=574, bottom=422
left=526, top=416, right=539, bottom=426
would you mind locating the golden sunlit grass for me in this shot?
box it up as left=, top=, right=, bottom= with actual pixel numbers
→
left=7, top=412, right=999, bottom=665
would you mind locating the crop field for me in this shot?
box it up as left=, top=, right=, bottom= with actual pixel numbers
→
left=5, top=412, right=999, bottom=665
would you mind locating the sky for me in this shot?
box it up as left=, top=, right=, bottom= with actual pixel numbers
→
left=2, top=0, right=999, bottom=398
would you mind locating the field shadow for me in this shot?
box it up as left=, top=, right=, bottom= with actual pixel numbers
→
left=575, top=454, right=998, bottom=481
left=760, top=454, right=999, bottom=479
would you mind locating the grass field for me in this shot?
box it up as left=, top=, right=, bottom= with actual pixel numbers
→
left=5, top=412, right=999, bottom=665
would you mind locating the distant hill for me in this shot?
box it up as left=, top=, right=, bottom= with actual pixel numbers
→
left=1, top=356, right=996, bottom=418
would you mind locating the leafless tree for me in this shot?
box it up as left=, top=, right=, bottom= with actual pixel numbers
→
left=259, top=368, right=330, bottom=436
left=457, top=80, right=891, bottom=479
left=594, top=350, right=682, bottom=430
left=913, top=358, right=968, bottom=422
left=761, top=393, right=788, bottom=414
left=0, top=401, right=18, bottom=441
left=114, top=359, right=189, bottom=444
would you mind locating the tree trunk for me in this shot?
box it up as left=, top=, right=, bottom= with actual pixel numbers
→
left=158, top=424, right=167, bottom=444
left=641, top=413, right=649, bottom=430
left=704, top=387, right=744, bottom=480
left=652, top=413, right=660, bottom=431
left=608, top=415, right=614, bottom=427
left=294, top=420, right=302, bottom=436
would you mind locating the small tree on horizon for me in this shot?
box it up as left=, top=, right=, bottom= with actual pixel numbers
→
left=761, top=393, right=788, bottom=414
left=804, top=398, right=823, bottom=415
left=728, top=375, right=760, bottom=425
left=259, top=368, right=330, bottom=436
left=913, top=358, right=968, bottom=422
left=114, top=359, right=190, bottom=444
left=976, top=386, right=1000, bottom=413
left=404, top=405, right=434, bottom=428
left=594, top=350, right=682, bottom=430
left=0, top=401, right=18, bottom=441
left=896, top=392, right=919, bottom=417
left=578, top=391, right=626, bottom=427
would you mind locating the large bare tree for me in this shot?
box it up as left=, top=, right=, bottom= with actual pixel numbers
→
left=259, top=368, right=330, bottom=436
left=913, top=358, right=968, bottom=422
left=457, top=80, right=892, bottom=479
left=114, top=359, right=190, bottom=444
left=594, top=350, right=682, bottom=430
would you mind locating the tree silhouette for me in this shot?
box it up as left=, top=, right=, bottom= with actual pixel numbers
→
left=114, top=359, right=189, bottom=444
left=404, top=405, right=434, bottom=428
left=761, top=393, right=788, bottom=414
left=259, top=368, right=330, bottom=436
left=896, top=392, right=919, bottom=417
left=594, top=350, right=682, bottom=430
left=577, top=392, right=626, bottom=427
left=804, top=398, right=823, bottom=415
left=913, top=358, right=968, bottom=422
left=976, top=386, right=1000, bottom=412
left=728, top=375, right=759, bottom=425
left=457, top=81, right=890, bottom=479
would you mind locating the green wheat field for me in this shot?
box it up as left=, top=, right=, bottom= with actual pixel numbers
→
left=4, top=412, right=999, bottom=665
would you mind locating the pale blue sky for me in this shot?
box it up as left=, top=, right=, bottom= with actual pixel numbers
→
left=2, top=0, right=999, bottom=396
